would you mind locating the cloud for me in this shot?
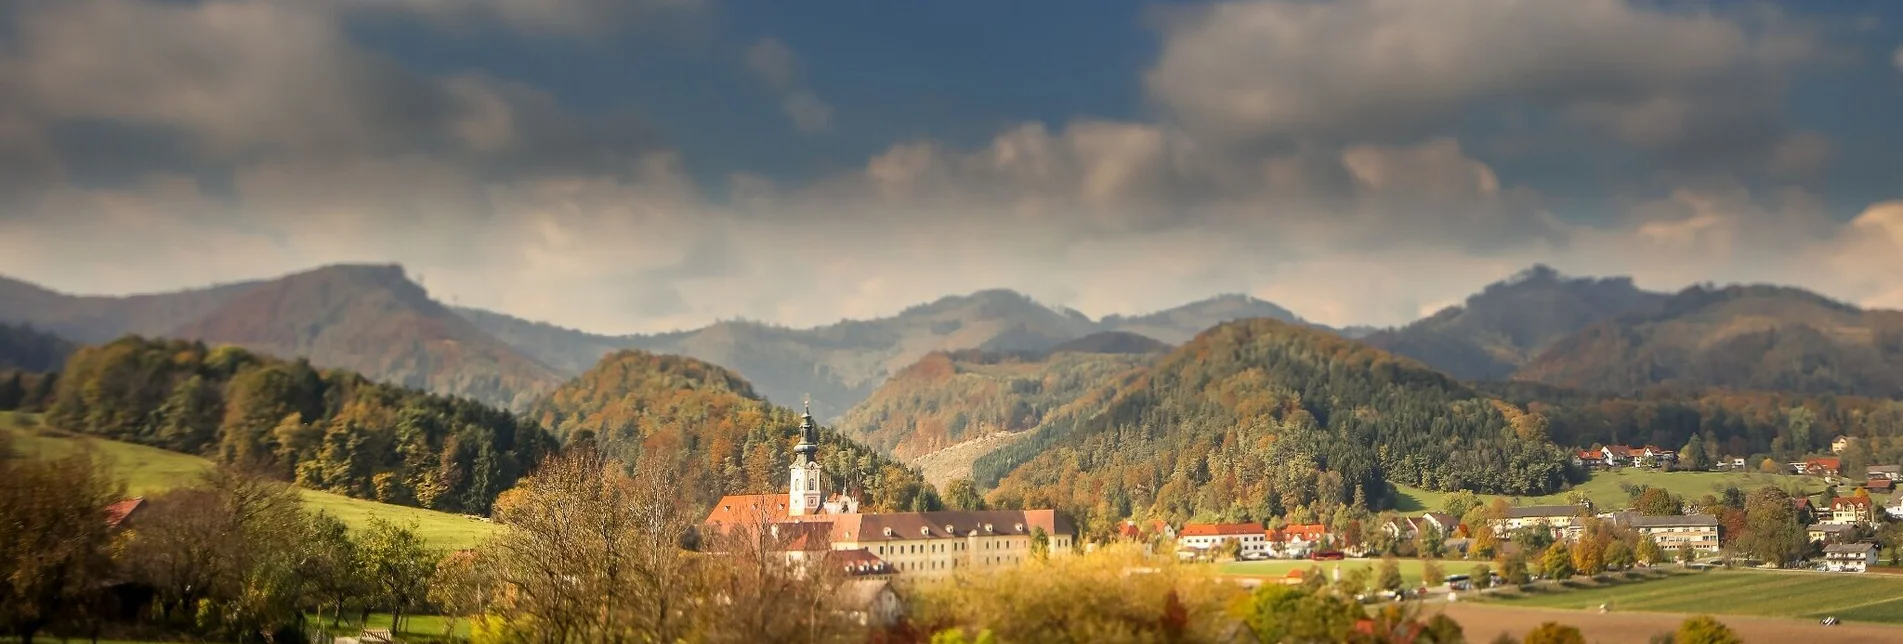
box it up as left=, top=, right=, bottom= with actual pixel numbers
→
left=1895, top=44, right=1903, bottom=71
left=0, top=0, right=1896, bottom=337
left=746, top=37, right=833, bottom=133
left=338, top=0, right=706, bottom=37
left=1144, top=0, right=1816, bottom=164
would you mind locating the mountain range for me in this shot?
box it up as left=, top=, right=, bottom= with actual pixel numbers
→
left=5, top=262, right=1901, bottom=421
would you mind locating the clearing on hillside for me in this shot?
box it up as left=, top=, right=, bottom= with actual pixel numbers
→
left=1488, top=569, right=1903, bottom=624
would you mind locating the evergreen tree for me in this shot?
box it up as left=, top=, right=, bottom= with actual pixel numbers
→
left=0, top=371, right=24, bottom=410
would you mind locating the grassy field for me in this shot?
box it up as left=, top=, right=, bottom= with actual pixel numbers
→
left=1218, top=557, right=1469, bottom=588
left=1393, top=468, right=1832, bottom=513
left=1488, top=569, right=1903, bottom=624
left=2, top=412, right=496, bottom=549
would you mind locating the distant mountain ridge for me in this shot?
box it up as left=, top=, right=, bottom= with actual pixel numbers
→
left=1513, top=284, right=1903, bottom=397
left=0, top=265, right=565, bottom=409
left=462, top=289, right=1310, bottom=420
left=1361, top=265, right=1669, bottom=380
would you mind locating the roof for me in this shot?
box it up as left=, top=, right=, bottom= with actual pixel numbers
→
left=1421, top=512, right=1456, bottom=528
left=104, top=497, right=144, bottom=529
left=1807, top=457, right=1842, bottom=469
left=1810, top=523, right=1857, bottom=534
left=1180, top=522, right=1263, bottom=537
left=1824, top=542, right=1877, bottom=554
left=1832, top=496, right=1873, bottom=509
left=820, top=509, right=1073, bottom=543
left=705, top=494, right=790, bottom=527
left=1870, top=465, right=1902, bottom=474
left=825, top=548, right=892, bottom=576
left=1867, top=480, right=1895, bottom=490
left=1276, top=524, right=1328, bottom=540
left=1504, top=505, right=1585, bottom=519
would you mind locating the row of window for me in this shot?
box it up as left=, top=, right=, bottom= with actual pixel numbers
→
left=874, top=538, right=1032, bottom=556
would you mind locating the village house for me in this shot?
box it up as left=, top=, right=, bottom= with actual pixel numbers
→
left=1379, top=513, right=1454, bottom=541
left=1573, top=450, right=1605, bottom=469
left=1808, top=523, right=1857, bottom=544
left=1867, top=479, right=1894, bottom=493
left=1887, top=496, right=1903, bottom=520
left=1869, top=465, right=1902, bottom=481
left=1178, top=523, right=1269, bottom=557
left=1802, top=457, right=1842, bottom=477
left=835, top=579, right=905, bottom=628
left=1116, top=519, right=1175, bottom=541
left=1823, top=542, right=1879, bottom=573
left=1826, top=496, right=1874, bottom=525
left=1641, top=445, right=1678, bottom=463
left=1608, top=512, right=1721, bottom=554
left=1600, top=445, right=1638, bottom=467
left=1494, top=505, right=1588, bottom=537
left=704, top=406, right=1076, bottom=579
left=1269, top=524, right=1330, bottom=558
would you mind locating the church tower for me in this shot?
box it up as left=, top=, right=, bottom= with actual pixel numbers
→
left=788, top=401, right=825, bottom=516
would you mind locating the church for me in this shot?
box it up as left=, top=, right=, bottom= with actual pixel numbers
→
left=703, top=405, right=1076, bottom=578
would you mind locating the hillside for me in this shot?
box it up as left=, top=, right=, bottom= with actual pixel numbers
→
left=977, top=318, right=1577, bottom=532
left=1, top=412, right=494, bottom=549
left=530, top=349, right=941, bottom=512
left=0, top=275, right=259, bottom=342
left=1361, top=265, right=1667, bottom=380
left=166, top=264, right=566, bottom=409
left=0, top=322, right=76, bottom=372
left=40, top=336, right=555, bottom=514
left=1515, top=285, right=1903, bottom=397
left=836, top=346, right=1155, bottom=484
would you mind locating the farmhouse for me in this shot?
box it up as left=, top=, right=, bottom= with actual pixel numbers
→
left=1808, top=523, right=1857, bottom=544
left=1822, top=542, right=1879, bottom=573
left=1826, top=496, right=1874, bottom=525
left=1269, top=524, right=1331, bottom=557
left=1869, top=465, right=1902, bottom=481
left=1802, top=457, right=1842, bottom=477
left=704, top=407, right=1075, bottom=579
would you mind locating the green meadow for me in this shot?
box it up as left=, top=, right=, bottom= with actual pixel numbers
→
left=1490, top=569, right=1903, bottom=624
left=2, top=411, right=497, bottom=549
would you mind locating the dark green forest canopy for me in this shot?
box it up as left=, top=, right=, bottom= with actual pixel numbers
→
left=980, top=318, right=1580, bottom=528
left=42, top=335, right=556, bottom=513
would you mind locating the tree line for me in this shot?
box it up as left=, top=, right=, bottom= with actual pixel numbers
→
left=31, top=336, right=555, bottom=513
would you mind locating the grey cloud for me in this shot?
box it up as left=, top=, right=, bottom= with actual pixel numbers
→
left=337, top=0, right=708, bottom=38
left=1894, top=44, right=1903, bottom=71
left=746, top=38, right=798, bottom=91
left=1144, top=0, right=1817, bottom=163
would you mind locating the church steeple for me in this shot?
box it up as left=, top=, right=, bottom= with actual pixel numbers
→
left=789, top=398, right=825, bottom=516
left=793, top=399, right=818, bottom=465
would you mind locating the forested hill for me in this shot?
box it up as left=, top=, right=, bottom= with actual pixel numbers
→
left=37, top=336, right=555, bottom=514
left=836, top=346, right=1154, bottom=465
left=980, top=318, right=1578, bottom=534
left=1361, top=265, right=1667, bottom=380
left=1514, top=285, right=1903, bottom=397
left=0, top=322, right=76, bottom=372
left=530, top=349, right=941, bottom=512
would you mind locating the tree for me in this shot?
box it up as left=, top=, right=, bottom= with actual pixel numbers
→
left=1674, top=615, right=1743, bottom=644
left=1237, top=584, right=1365, bottom=644
left=1498, top=552, right=1531, bottom=585
left=944, top=478, right=986, bottom=510
left=1604, top=540, right=1635, bottom=570
left=1423, top=558, right=1445, bottom=586
left=1758, top=457, right=1782, bottom=474
left=1635, top=487, right=1682, bottom=516
left=430, top=549, right=497, bottom=638
left=1442, top=491, right=1481, bottom=523
left=298, top=511, right=365, bottom=628
left=1739, top=487, right=1806, bottom=566
left=1377, top=555, right=1404, bottom=591
left=0, top=447, right=124, bottom=643
left=1681, top=435, right=1707, bottom=470
left=1636, top=536, right=1663, bottom=565
left=0, top=371, right=24, bottom=410
left=1031, top=527, right=1051, bottom=561
left=1523, top=622, right=1587, bottom=644
left=360, top=518, right=440, bottom=633
left=1470, top=563, right=1493, bottom=589
left=1541, top=543, right=1575, bottom=580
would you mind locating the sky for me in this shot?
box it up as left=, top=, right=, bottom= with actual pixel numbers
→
left=2, top=0, right=1902, bottom=335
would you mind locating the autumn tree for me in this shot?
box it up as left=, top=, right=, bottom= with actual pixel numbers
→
left=479, top=447, right=714, bottom=642
left=1541, top=543, right=1575, bottom=580
left=1523, top=622, right=1586, bottom=644
left=298, top=511, right=365, bottom=628
left=945, top=478, right=986, bottom=510
left=1377, top=555, right=1404, bottom=591
left=1635, top=487, right=1682, bottom=516
left=1636, top=536, right=1663, bottom=565
left=0, top=447, right=123, bottom=643
left=1738, top=487, right=1806, bottom=565
left=1674, top=615, right=1743, bottom=644
left=1423, top=558, right=1445, bottom=586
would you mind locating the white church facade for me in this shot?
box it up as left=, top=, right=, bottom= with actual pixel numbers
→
left=704, top=405, right=1075, bottom=578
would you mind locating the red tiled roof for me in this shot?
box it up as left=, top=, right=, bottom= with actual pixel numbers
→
left=1180, top=522, right=1262, bottom=537
left=1807, top=457, right=1842, bottom=470
left=1833, top=496, right=1872, bottom=509
left=104, top=498, right=144, bottom=529
left=1275, top=524, right=1328, bottom=541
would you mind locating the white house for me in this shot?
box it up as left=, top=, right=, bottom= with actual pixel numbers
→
left=1823, top=542, right=1879, bottom=573
left=1494, top=505, right=1588, bottom=537
left=1178, top=523, right=1270, bottom=556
